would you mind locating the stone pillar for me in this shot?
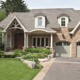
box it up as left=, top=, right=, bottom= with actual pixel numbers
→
left=24, top=32, right=28, bottom=50
left=71, top=42, right=77, bottom=57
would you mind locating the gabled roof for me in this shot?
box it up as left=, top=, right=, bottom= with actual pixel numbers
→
left=3, top=16, right=28, bottom=32
left=70, top=21, right=80, bottom=34
left=0, top=8, right=80, bottom=32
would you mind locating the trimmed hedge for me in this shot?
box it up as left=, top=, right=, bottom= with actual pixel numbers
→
left=0, top=54, right=16, bottom=58
left=23, top=53, right=48, bottom=60
left=23, top=48, right=51, bottom=55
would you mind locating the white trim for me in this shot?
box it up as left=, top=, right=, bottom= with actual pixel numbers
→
left=32, top=36, right=49, bottom=47
left=50, top=34, right=53, bottom=48
left=58, top=16, right=69, bottom=27
left=70, top=21, right=80, bottom=34
left=3, top=16, right=28, bottom=33
left=29, top=29, right=56, bottom=33
left=35, top=16, right=45, bottom=28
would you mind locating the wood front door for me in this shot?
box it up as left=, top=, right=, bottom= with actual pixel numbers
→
left=14, top=33, right=24, bottom=49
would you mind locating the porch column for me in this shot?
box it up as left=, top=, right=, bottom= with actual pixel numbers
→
left=26, top=33, right=28, bottom=48
left=10, top=33, right=12, bottom=49
left=50, top=33, right=53, bottom=48
left=24, top=32, right=28, bottom=49
left=4, top=32, right=7, bottom=50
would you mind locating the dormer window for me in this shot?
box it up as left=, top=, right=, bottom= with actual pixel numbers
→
left=38, top=17, right=42, bottom=26
left=58, top=16, right=69, bottom=27
left=57, top=13, right=70, bottom=27
left=35, top=15, right=45, bottom=28
left=61, top=18, right=65, bottom=26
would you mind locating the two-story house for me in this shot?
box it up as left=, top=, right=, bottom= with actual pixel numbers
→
left=0, top=8, right=80, bottom=57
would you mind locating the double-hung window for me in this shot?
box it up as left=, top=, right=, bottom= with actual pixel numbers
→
left=61, top=18, right=65, bottom=26
left=38, top=17, right=42, bottom=26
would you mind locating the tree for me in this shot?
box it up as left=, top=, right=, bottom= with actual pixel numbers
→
left=1, top=0, right=30, bottom=15
left=0, top=9, right=6, bottom=22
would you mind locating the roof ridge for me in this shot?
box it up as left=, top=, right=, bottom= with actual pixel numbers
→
left=31, top=8, right=74, bottom=10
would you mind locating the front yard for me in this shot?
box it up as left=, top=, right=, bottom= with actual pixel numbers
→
left=0, top=58, right=40, bottom=80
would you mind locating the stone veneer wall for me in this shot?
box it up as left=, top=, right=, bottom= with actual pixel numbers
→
left=28, top=27, right=80, bottom=57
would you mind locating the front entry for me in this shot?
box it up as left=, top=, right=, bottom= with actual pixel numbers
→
left=14, top=33, right=24, bottom=49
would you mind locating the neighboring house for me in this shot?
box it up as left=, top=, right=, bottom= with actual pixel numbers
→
left=0, top=8, right=80, bottom=57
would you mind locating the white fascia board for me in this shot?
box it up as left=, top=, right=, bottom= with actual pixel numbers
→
left=70, top=21, right=80, bottom=34
left=29, top=29, right=57, bottom=33
left=3, top=16, right=28, bottom=33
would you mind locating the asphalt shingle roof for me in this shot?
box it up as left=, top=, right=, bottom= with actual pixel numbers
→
left=0, top=8, right=80, bottom=31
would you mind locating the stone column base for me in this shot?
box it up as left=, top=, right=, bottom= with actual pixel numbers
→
left=50, top=47, right=55, bottom=57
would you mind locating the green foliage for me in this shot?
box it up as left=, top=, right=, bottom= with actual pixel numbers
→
left=24, top=48, right=51, bottom=55
left=1, top=0, right=30, bottom=15
left=38, top=53, right=48, bottom=58
left=0, top=29, right=4, bottom=50
left=0, top=54, right=16, bottom=58
left=23, top=53, right=48, bottom=60
left=0, top=58, right=41, bottom=80
left=14, top=49, right=22, bottom=57
left=0, top=50, right=4, bottom=55
left=0, top=9, right=6, bottom=22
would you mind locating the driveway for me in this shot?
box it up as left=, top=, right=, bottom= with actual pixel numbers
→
left=43, top=57, right=80, bottom=80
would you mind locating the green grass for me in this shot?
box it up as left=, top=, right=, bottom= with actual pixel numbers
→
left=0, top=58, right=41, bottom=80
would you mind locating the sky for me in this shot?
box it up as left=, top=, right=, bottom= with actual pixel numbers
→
left=1, top=0, right=80, bottom=10
left=24, top=0, right=80, bottom=10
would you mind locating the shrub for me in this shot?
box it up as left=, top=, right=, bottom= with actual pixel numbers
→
left=38, top=53, right=48, bottom=58
left=0, top=54, right=16, bottom=58
left=13, top=49, right=22, bottom=57
left=23, top=53, right=48, bottom=60
left=23, top=53, right=33, bottom=59
left=0, top=50, right=4, bottom=55
left=24, top=48, right=51, bottom=55
left=0, top=43, right=4, bottom=50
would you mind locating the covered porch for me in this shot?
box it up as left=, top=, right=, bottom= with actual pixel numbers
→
left=2, top=17, right=56, bottom=52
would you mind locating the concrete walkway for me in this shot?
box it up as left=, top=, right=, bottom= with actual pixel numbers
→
left=33, top=58, right=55, bottom=80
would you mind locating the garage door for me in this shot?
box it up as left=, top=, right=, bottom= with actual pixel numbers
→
left=77, top=42, right=80, bottom=57
left=55, top=42, right=70, bottom=57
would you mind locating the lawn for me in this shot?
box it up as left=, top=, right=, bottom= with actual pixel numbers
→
left=0, top=58, right=41, bottom=80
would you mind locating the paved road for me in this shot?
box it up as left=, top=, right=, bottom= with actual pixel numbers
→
left=43, top=58, right=80, bottom=80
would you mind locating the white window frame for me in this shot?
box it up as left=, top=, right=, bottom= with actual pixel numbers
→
left=58, top=16, right=69, bottom=27
left=32, top=36, right=49, bottom=47
left=35, top=16, right=45, bottom=28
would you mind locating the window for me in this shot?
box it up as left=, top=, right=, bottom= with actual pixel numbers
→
left=33, top=38, right=36, bottom=46
left=32, top=37, right=49, bottom=47
left=41, top=38, right=44, bottom=47
left=35, top=16, right=45, bottom=28
left=56, top=42, right=62, bottom=46
left=38, top=17, right=42, bottom=26
left=56, top=42, right=70, bottom=46
left=46, top=38, right=49, bottom=46
left=77, top=42, right=80, bottom=46
left=37, top=38, right=40, bottom=47
left=61, top=18, right=65, bottom=26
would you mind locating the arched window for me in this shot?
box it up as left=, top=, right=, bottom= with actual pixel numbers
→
left=77, top=42, right=80, bottom=46
left=38, top=17, right=42, bottom=26
left=56, top=41, right=70, bottom=46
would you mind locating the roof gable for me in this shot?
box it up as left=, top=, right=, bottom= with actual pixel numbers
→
left=3, top=16, right=28, bottom=32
